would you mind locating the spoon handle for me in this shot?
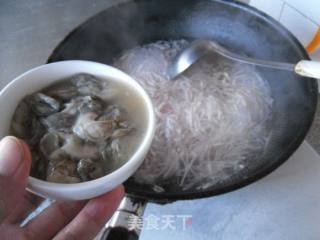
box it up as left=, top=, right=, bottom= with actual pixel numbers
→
left=295, top=60, right=320, bottom=78
left=206, top=41, right=297, bottom=72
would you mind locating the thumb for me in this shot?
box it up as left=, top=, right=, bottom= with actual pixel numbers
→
left=0, top=136, right=31, bottom=223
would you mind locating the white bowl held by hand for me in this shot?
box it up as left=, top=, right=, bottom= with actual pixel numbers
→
left=0, top=60, right=155, bottom=200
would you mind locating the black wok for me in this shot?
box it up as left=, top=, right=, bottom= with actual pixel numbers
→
left=48, top=0, right=318, bottom=238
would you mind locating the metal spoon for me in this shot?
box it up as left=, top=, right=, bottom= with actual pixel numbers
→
left=168, top=39, right=320, bottom=80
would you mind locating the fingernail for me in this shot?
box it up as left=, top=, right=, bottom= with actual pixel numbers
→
left=0, top=136, right=24, bottom=176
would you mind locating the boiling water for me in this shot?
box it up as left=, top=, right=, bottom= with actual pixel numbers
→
left=114, top=40, right=273, bottom=191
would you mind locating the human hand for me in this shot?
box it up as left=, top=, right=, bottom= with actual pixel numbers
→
left=0, top=136, right=124, bottom=240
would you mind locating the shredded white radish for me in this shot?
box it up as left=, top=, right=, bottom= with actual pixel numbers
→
left=114, top=40, right=273, bottom=191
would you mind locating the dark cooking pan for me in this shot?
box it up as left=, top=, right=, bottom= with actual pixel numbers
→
left=47, top=0, right=318, bottom=239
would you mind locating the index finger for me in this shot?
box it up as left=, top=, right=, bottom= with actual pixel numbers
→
left=53, top=186, right=124, bottom=240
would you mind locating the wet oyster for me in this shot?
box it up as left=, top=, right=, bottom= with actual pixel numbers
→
left=77, top=158, right=104, bottom=181
left=10, top=73, right=136, bottom=183
left=27, top=93, right=61, bottom=117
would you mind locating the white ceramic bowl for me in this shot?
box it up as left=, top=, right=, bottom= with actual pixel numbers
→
left=0, top=60, right=155, bottom=200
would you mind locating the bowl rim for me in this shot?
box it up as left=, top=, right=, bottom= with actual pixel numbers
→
left=0, top=60, right=156, bottom=190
